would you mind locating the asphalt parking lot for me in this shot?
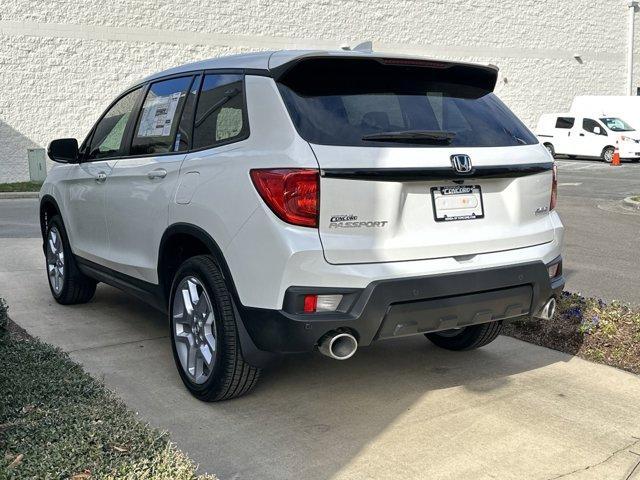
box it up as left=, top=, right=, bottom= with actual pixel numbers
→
left=553, top=159, right=640, bottom=304
left=1, top=159, right=640, bottom=479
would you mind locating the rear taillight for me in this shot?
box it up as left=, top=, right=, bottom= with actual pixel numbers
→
left=550, top=163, right=558, bottom=210
left=250, top=169, right=319, bottom=227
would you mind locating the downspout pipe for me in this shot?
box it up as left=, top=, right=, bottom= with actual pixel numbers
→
left=627, top=1, right=638, bottom=95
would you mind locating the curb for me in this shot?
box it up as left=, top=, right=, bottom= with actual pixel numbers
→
left=0, top=192, right=39, bottom=199
left=623, top=196, right=640, bottom=209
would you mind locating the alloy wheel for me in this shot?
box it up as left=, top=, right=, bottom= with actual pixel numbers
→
left=604, top=148, right=614, bottom=163
left=172, top=276, right=217, bottom=384
left=46, top=226, right=65, bottom=295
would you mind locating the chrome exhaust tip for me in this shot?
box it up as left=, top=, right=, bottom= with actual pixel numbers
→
left=318, top=332, right=358, bottom=360
left=537, top=297, right=557, bottom=320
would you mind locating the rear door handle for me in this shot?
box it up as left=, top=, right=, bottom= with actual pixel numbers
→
left=147, top=168, right=167, bottom=180
left=579, top=133, right=585, bottom=136
left=95, top=172, right=107, bottom=183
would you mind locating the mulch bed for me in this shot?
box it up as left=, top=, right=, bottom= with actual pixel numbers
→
left=504, top=292, right=640, bottom=375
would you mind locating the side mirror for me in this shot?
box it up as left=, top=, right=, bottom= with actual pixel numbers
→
left=593, top=126, right=602, bottom=135
left=47, top=138, right=79, bottom=163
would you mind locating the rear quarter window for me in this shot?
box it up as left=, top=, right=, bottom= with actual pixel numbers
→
left=555, top=117, right=575, bottom=129
left=277, top=58, right=537, bottom=148
left=192, top=74, right=248, bottom=150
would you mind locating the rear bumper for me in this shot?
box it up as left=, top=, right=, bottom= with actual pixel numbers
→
left=238, top=259, right=564, bottom=354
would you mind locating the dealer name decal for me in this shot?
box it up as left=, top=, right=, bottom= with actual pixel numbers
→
left=329, top=214, right=389, bottom=229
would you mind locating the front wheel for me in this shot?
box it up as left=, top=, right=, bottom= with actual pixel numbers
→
left=601, top=146, right=615, bottom=163
left=45, top=215, right=96, bottom=304
left=425, top=321, right=503, bottom=351
left=169, top=255, right=260, bottom=401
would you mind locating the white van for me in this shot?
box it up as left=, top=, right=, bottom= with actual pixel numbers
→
left=536, top=113, right=640, bottom=162
left=571, top=96, right=640, bottom=130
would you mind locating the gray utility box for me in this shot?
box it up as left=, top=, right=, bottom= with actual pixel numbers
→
left=28, top=148, right=47, bottom=182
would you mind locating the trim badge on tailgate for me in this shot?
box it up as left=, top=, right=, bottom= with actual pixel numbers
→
left=329, top=215, right=389, bottom=229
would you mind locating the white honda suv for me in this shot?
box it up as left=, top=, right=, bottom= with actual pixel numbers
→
left=40, top=50, right=564, bottom=401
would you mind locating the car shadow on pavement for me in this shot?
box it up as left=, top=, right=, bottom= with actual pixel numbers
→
left=65, top=282, right=573, bottom=480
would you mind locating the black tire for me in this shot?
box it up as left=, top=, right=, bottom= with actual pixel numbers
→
left=169, top=255, right=260, bottom=401
left=425, top=321, right=503, bottom=351
left=45, top=215, right=97, bottom=305
left=601, top=146, right=615, bottom=163
left=543, top=143, right=555, bottom=158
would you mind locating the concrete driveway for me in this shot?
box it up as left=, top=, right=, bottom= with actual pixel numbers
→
left=2, top=237, right=640, bottom=479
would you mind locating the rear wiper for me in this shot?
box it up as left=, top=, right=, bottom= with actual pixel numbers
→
left=502, top=126, right=527, bottom=145
left=362, top=130, right=456, bottom=145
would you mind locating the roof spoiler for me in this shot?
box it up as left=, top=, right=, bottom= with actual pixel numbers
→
left=271, top=54, right=499, bottom=93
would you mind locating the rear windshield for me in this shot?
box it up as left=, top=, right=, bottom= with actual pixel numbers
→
left=277, top=58, right=537, bottom=148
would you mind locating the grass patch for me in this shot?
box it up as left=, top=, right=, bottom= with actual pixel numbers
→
left=631, top=196, right=640, bottom=202
left=504, top=292, right=640, bottom=374
left=0, top=299, right=216, bottom=479
left=0, top=181, right=42, bottom=192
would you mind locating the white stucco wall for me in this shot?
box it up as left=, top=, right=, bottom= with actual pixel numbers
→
left=0, top=0, right=638, bottom=182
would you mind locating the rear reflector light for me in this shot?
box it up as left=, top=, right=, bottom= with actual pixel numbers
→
left=547, top=261, right=562, bottom=279
left=303, top=294, right=317, bottom=313
left=250, top=169, right=319, bottom=227
left=550, top=163, right=558, bottom=210
left=302, top=294, right=343, bottom=313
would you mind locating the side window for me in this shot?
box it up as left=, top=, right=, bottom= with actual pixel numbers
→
left=175, top=75, right=202, bottom=152
left=88, top=88, right=142, bottom=160
left=555, top=117, right=575, bottom=129
left=131, top=76, right=194, bottom=156
left=582, top=118, right=606, bottom=135
left=193, top=74, right=248, bottom=150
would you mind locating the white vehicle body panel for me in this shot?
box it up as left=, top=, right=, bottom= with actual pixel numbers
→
left=62, top=160, right=116, bottom=264
left=104, top=154, right=185, bottom=283
left=225, top=199, right=563, bottom=309
left=313, top=143, right=554, bottom=264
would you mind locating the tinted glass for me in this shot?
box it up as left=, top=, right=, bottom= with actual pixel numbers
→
left=555, top=117, right=575, bottom=129
left=175, top=75, right=202, bottom=152
left=582, top=118, right=605, bottom=135
left=193, top=74, right=248, bottom=150
left=88, top=88, right=142, bottom=160
left=131, top=76, right=193, bottom=156
left=277, top=59, right=537, bottom=148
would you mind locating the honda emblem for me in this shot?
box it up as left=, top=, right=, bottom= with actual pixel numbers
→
left=450, top=154, right=473, bottom=173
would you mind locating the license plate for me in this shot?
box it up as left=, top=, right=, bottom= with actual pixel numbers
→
left=431, top=185, right=484, bottom=222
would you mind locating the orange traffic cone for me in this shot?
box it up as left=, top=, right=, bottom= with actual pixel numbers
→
left=611, top=142, right=621, bottom=166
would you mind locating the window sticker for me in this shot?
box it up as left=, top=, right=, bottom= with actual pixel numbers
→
left=138, top=92, right=182, bottom=137
left=216, top=108, right=243, bottom=141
